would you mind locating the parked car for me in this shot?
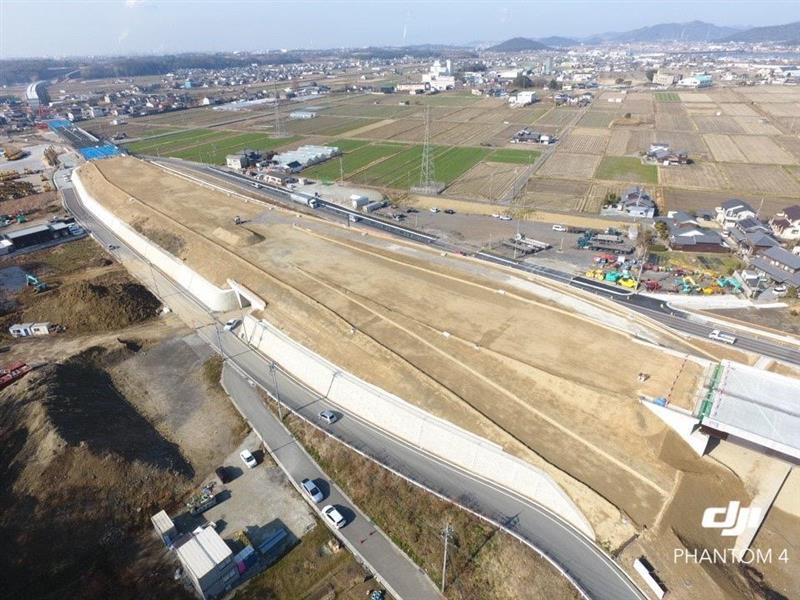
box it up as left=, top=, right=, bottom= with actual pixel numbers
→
left=552, top=224, right=567, bottom=232
left=240, top=449, right=257, bottom=468
left=319, top=409, right=338, bottom=424
left=499, top=215, right=512, bottom=221
left=223, top=318, right=241, bottom=331
left=322, top=504, right=347, bottom=529
left=406, top=207, right=419, bottom=213
left=301, top=478, right=324, bottom=503
left=429, top=207, right=440, bottom=213
left=215, top=466, right=231, bottom=484
left=444, top=209, right=455, bottom=215
left=349, top=215, right=361, bottom=223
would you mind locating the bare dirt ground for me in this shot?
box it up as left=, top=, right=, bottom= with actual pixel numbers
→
left=80, top=156, right=797, bottom=600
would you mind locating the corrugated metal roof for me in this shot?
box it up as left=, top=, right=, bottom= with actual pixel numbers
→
left=704, top=360, right=800, bottom=460
left=175, top=526, right=232, bottom=579
left=150, top=510, right=175, bottom=535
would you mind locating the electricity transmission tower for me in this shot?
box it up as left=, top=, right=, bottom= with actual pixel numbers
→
left=411, top=106, right=443, bottom=195
left=272, top=82, right=287, bottom=138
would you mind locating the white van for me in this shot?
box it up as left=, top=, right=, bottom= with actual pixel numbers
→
left=708, top=329, right=737, bottom=344
left=552, top=224, right=567, bottom=232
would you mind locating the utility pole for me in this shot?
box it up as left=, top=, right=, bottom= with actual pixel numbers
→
left=441, top=522, right=454, bottom=593
left=270, top=362, right=283, bottom=420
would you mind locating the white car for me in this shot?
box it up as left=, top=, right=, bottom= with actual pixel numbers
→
left=499, top=215, right=512, bottom=221
left=708, top=329, right=737, bottom=345
left=319, top=409, right=338, bottom=425
left=552, top=224, right=567, bottom=232
left=301, top=478, right=324, bottom=503
left=491, top=213, right=501, bottom=219
left=223, top=318, right=241, bottom=331
left=322, top=504, right=347, bottom=529
left=429, top=207, right=440, bottom=213
left=240, top=449, right=257, bottom=469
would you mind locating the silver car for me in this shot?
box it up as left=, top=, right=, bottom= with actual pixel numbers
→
left=319, top=409, right=338, bottom=424
left=301, top=478, right=324, bottom=503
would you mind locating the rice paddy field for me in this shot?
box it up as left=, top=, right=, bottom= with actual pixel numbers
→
left=109, top=85, right=800, bottom=218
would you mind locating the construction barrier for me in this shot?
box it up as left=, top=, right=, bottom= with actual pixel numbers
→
left=242, top=315, right=595, bottom=539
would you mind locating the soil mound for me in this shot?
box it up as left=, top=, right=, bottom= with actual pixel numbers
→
left=0, top=348, right=193, bottom=600
left=212, top=225, right=264, bottom=247
left=24, top=275, right=161, bottom=333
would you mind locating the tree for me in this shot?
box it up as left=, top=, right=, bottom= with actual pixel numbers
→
left=645, top=68, right=656, bottom=82
left=654, top=221, right=669, bottom=241
left=513, top=74, right=533, bottom=89
left=548, top=79, right=561, bottom=90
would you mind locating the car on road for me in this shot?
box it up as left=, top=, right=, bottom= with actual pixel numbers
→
left=491, top=213, right=501, bottom=219
left=552, top=224, right=567, bottom=232
left=322, top=504, right=347, bottom=529
left=252, top=182, right=262, bottom=189
left=708, top=329, right=737, bottom=344
left=349, top=215, right=361, bottom=223
left=406, top=207, right=419, bottom=213
left=319, top=409, right=338, bottom=424
left=301, top=478, right=324, bottom=503
left=444, top=209, right=455, bottom=215
left=107, top=243, right=119, bottom=250
left=223, top=318, right=241, bottom=331
left=498, top=215, right=512, bottom=221
left=240, top=449, right=257, bottom=469
left=215, top=466, right=231, bottom=484
left=429, top=207, right=440, bottom=213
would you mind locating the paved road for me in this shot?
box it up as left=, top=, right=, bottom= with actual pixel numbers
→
left=157, top=158, right=800, bottom=365
left=222, top=365, right=440, bottom=600
left=63, top=168, right=647, bottom=600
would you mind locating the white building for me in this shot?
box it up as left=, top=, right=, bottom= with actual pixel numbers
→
left=508, top=90, right=538, bottom=106
left=173, top=525, right=239, bottom=599
left=652, top=70, right=680, bottom=86
left=422, top=60, right=455, bottom=91
left=677, top=74, right=712, bottom=88
left=272, top=145, right=341, bottom=171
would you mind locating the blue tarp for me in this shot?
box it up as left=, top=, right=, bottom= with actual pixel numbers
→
left=79, top=144, right=122, bottom=160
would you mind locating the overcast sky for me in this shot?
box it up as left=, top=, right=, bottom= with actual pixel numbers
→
left=1, top=0, right=798, bottom=58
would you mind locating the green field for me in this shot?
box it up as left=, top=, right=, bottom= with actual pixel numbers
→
left=488, top=148, right=541, bottom=164
left=354, top=145, right=491, bottom=188
left=171, top=132, right=298, bottom=164
left=124, top=128, right=230, bottom=154
left=595, top=156, right=658, bottom=184
left=328, top=138, right=371, bottom=152
left=655, top=92, right=680, bottom=102
left=303, top=143, right=406, bottom=181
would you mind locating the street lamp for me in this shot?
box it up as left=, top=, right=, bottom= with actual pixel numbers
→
left=269, top=361, right=283, bottom=420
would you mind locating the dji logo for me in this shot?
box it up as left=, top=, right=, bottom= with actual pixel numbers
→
left=701, top=501, right=762, bottom=537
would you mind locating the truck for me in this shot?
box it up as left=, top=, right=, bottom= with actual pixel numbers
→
left=0, top=362, right=32, bottom=390
left=350, top=194, right=369, bottom=209
left=363, top=200, right=385, bottom=213
left=594, top=233, right=624, bottom=244
left=289, top=193, right=320, bottom=209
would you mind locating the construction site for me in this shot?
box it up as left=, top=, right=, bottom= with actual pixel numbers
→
left=71, top=155, right=798, bottom=600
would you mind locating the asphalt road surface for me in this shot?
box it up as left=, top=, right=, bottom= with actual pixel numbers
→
left=62, top=169, right=647, bottom=600
left=222, top=365, right=440, bottom=600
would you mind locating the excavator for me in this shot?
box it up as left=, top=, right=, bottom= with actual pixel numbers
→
left=25, top=273, right=47, bottom=293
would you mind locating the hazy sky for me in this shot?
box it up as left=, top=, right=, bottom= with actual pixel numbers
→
left=1, top=0, right=798, bottom=58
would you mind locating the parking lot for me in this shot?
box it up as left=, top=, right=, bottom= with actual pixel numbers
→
left=173, top=432, right=316, bottom=553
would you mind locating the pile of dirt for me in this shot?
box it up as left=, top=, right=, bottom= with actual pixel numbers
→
left=24, top=274, right=161, bottom=333
left=0, top=347, right=194, bottom=600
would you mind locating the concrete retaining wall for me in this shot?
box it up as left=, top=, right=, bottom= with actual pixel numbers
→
left=242, top=315, right=595, bottom=539
left=72, top=168, right=241, bottom=312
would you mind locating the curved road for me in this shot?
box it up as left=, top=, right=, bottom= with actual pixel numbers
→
left=62, top=169, right=647, bottom=600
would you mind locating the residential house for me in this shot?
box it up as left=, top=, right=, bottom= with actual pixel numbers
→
left=715, top=199, right=756, bottom=229
left=657, top=211, right=725, bottom=252
left=769, top=205, right=800, bottom=241
left=729, top=217, right=779, bottom=256
left=618, top=187, right=656, bottom=218
left=646, top=144, right=689, bottom=165
left=750, top=245, right=800, bottom=289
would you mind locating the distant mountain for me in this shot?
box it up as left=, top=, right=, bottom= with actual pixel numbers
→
left=611, top=21, right=740, bottom=42
left=487, top=37, right=550, bottom=52
left=537, top=36, right=578, bottom=48
left=722, top=21, right=800, bottom=43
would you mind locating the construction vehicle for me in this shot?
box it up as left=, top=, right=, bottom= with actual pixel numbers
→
left=0, top=362, right=32, bottom=390
left=605, top=271, right=623, bottom=282
left=619, top=278, right=638, bottom=289
left=25, top=273, right=47, bottom=293
left=644, top=280, right=662, bottom=292
left=186, top=483, right=218, bottom=515
left=16, top=214, right=27, bottom=224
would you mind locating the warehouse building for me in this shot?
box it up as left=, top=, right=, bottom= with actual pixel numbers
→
left=2, top=221, right=75, bottom=250
left=271, top=145, right=340, bottom=171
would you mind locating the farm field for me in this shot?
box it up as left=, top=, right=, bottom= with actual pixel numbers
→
left=594, top=156, right=658, bottom=185
left=537, top=153, right=601, bottom=180
left=171, top=132, right=299, bottom=164
left=703, top=133, right=747, bottom=162
left=717, top=164, right=800, bottom=196
left=655, top=92, right=680, bottom=102
left=731, top=135, right=796, bottom=165
left=664, top=187, right=791, bottom=217
left=303, top=142, right=406, bottom=181
left=577, top=110, right=617, bottom=128
left=522, top=177, right=592, bottom=212
left=658, top=161, right=728, bottom=189
left=534, top=107, right=582, bottom=131
left=445, top=161, right=528, bottom=200
left=124, top=128, right=231, bottom=154
left=557, top=129, right=610, bottom=155
left=655, top=109, right=694, bottom=131
left=606, top=130, right=631, bottom=156
left=488, top=148, right=542, bottom=164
